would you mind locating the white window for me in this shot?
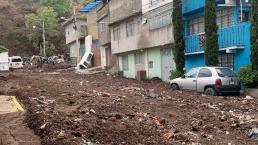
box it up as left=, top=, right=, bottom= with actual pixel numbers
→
left=113, top=26, right=120, bottom=41
left=122, top=55, right=128, bottom=71
left=189, top=17, right=204, bottom=35
left=218, top=54, right=234, bottom=69
left=135, top=53, right=144, bottom=64
left=150, top=13, right=171, bottom=30
left=149, top=0, right=158, bottom=7
left=99, top=18, right=108, bottom=33
left=126, top=20, right=134, bottom=37
left=217, top=8, right=233, bottom=29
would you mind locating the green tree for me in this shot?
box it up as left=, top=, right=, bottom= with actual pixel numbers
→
left=25, top=6, right=59, bottom=55
left=0, top=45, right=8, bottom=53
left=204, top=0, right=219, bottom=66
left=40, top=0, right=70, bottom=17
left=251, top=0, right=258, bottom=71
left=172, top=0, right=185, bottom=74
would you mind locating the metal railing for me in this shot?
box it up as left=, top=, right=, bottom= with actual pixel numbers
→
left=185, top=22, right=250, bottom=54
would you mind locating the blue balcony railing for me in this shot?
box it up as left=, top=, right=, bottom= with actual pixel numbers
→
left=182, top=0, right=225, bottom=14
left=185, top=22, right=250, bottom=54
left=182, top=0, right=205, bottom=14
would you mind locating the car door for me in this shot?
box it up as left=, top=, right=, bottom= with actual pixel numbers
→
left=196, top=68, right=214, bottom=92
left=180, top=68, right=199, bottom=90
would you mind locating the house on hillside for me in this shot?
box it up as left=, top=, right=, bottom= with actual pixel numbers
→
left=96, top=0, right=117, bottom=71
left=182, top=0, right=251, bottom=71
left=80, top=0, right=102, bottom=67
left=62, top=16, right=87, bottom=66
left=63, top=1, right=103, bottom=68
left=108, top=0, right=176, bottom=82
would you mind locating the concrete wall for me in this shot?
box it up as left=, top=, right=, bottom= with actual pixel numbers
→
left=140, top=2, right=174, bottom=48
left=97, top=3, right=111, bottom=46
left=86, top=9, right=99, bottom=40
left=118, top=53, right=136, bottom=78
left=142, top=0, right=173, bottom=14
left=69, top=42, right=79, bottom=58
left=118, top=48, right=165, bottom=79
left=111, top=15, right=142, bottom=54
left=65, top=20, right=86, bottom=44
left=109, top=0, right=142, bottom=23
left=147, top=48, right=162, bottom=79
left=0, top=52, right=9, bottom=71
left=111, top=2, right=174, bottom=54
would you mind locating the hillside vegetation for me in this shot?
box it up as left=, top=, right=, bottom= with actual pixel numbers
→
left=0, top=0, right=90, bottom=56
left=0, top=0, right=39, bottom=56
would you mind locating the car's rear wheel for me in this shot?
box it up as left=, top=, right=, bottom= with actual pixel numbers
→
left=171, top=83, right=179, bottom=90
left=204, top=87, right=217, bottom=96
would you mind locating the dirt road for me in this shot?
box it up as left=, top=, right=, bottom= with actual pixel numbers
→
left=0, top=112, right=41, bottom=145
left=0, top=69, right=258, bottom=145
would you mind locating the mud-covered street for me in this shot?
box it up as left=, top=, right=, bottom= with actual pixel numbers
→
left=1, top=68, right=258, bottom=145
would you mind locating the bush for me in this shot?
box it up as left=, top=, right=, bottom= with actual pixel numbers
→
left=170, top=69, right=184, bottom=79
left=237, top=65, right=258, bottom=87
left=0, top=45, right=8, bottom=53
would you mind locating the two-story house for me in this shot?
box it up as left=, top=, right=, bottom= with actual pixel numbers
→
left=96, top=0, right=117, bottom=70
left=80, top=1, right=102, bottom=67
left=109, top=0, right=176, bottom=81
left=183, top=0, right=251, bottom=71
left=141, top=0, right=175, bottom=82
left=109, top=0, right=143, bottom=79
left=62, top=16, right=87, bottom=66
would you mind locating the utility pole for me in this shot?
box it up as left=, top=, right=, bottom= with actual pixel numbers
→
left=42, top=20, right=46, bottom=57
left=240, top=0, right=243, bottom=22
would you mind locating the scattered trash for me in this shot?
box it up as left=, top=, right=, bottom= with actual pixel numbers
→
left=32, top=96, right=55, bottom=106
left=138, top=118, right=145, bottom=125
left=58, top=130, right=66, bottom=138
left=47, top=72, right=60, bottom=75
left=163, top=132, right=173, bottom=140
left=90, top=109, right=96, bottom=114
left=245, top=95, right=254, bottom=100
left=103, top=92, right=111, bottom=97
left=144, top=89, right=157, bottom=99
left=40, top=123, right=47, bottom=129
left=74, top=118, right=83, bottom=122
left=153, top=116, right=165, bottom=126
left=248, top=128, right=258, bottom=140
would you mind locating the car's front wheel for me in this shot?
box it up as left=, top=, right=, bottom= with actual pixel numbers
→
left=204, top=87, right=217, bottom=96
left=171, top=83, right=179, bottom=90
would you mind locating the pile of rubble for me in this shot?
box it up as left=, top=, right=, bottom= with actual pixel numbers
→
left=1, top=72, right=258, bottom=145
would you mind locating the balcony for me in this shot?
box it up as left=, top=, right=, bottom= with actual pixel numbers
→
left=97, top=3, right=109, bottom=21
left=182, top=0, right=225, bottom=14
left=99, top=28, right=111, bottom=45
left=185, top=22, right=250, bottom=55
left=66, top=25, right=87, bottom=44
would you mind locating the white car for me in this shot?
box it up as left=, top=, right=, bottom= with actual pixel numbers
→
left=9, top=56, right=23, bottom=69
left=170, top=67, right=241, bottom=96
left=78, top=52, right=93, bottom=69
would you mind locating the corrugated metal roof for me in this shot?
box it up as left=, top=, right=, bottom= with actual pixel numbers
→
left=80, top=0, right=102, bottom=13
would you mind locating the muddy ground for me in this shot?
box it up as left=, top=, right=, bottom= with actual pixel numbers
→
left=1, top=67, right=258, bottom=145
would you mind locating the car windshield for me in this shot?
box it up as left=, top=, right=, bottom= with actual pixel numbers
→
left=216, top=68, right=236, bottom=77
left=12, top=58, right=22, bottom=62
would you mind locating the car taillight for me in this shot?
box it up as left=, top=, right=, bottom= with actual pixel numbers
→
left=215, top=79, right=222, bottom=86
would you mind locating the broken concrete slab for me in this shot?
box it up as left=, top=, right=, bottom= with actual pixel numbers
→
left=0, top=96, right=24, bottom=115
